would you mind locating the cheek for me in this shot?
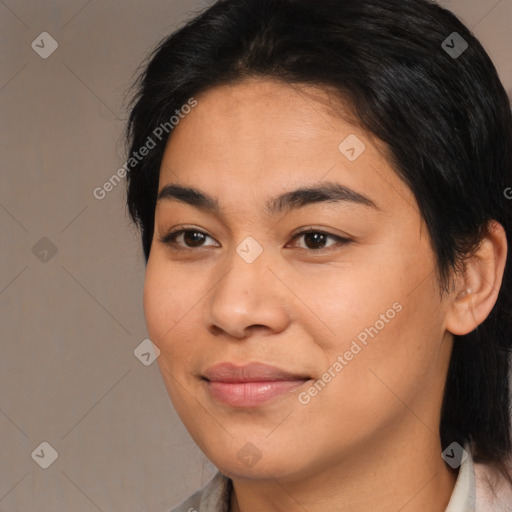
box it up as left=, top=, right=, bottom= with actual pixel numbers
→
left=142, top=259, right=201, bottom=407
left=143, top=257, right=190, bottom=351
left=305, top=257, right=445, bottom=407
left=292, top=262, right=403, bottom=354
left=295, top=308, right=443, bottom=451
left=143, top=256, right=212, bottom=369
left=325, top=293, right=445, bottom=418
left=142, top=264, right=169, bottom=346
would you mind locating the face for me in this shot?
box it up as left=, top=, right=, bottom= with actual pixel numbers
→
left=143, top=78, right=454, bottom=481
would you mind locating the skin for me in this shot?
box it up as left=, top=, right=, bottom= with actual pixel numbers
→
left=143, top=78, right=507, bottom=511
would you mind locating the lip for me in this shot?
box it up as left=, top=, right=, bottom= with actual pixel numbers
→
left=203, top=362, right=311, bottom=382
left=202, top=362, right=312, bottom=407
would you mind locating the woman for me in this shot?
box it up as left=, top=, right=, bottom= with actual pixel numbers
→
left=124, top=0, right=512, bottom=510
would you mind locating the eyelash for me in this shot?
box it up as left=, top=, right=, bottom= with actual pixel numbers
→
left=158, top=226, right=352, bottom=253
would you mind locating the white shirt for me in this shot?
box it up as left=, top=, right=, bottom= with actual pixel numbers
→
left=169, top=443, right=512, bottom=511
left=445, top=442, right=475, bottom=511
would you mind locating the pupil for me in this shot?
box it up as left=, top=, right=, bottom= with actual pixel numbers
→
left=305, top=232, right=325, bottom=249
left=184, top=231, right=205, bottom=247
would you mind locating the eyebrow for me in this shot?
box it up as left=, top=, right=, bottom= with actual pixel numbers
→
left=156, top=181, right=379, bottom=216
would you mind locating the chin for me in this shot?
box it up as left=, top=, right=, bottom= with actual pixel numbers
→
left=205, top=443, right=310, bottom=482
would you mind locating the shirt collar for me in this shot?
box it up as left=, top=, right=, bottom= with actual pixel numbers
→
left=444, top=441, right=476, bottom=512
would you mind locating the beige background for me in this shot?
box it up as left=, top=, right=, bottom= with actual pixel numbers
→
left=1, top=1, right=511, bottom=511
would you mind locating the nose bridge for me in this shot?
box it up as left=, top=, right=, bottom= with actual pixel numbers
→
left=205, top=239, right=290, bottom=337
left=223, top=231, right=271, bottom=291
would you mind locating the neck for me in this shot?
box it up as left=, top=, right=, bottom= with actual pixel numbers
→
left=229, top=430, right=459, bottom=512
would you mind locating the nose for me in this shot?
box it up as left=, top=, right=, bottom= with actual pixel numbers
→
left=205, top=245, right=291, bottom=339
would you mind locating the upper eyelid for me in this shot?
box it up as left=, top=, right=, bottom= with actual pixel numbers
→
left=160, top=226, right=217, bottom=241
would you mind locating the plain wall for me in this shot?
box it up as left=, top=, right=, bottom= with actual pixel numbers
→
left=1, top=1, right=511, bottom=510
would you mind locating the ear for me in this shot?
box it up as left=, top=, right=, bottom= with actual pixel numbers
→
left=445, top=220, right=508, bottom=336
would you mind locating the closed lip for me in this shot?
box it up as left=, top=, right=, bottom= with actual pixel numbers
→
left=202, top=362, right=312, bottom=383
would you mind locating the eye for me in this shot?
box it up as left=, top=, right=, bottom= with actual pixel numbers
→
left=158, top=227, right=218, bottom=249
left=158, top=226, right=352, bottom=252
left=287, top=228, right=352, bottom=251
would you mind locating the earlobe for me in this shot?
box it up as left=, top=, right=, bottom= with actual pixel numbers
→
left=445, top=220, right=508, bottom=336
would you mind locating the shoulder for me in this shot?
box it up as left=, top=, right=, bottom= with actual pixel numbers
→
left=167, top=471, right=232, bottom=512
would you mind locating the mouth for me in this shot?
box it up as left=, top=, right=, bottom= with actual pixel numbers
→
left=201, top=362, right=313, bottom=407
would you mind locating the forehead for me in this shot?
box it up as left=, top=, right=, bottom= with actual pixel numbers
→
left=157, top=78, right=416, bottom=216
